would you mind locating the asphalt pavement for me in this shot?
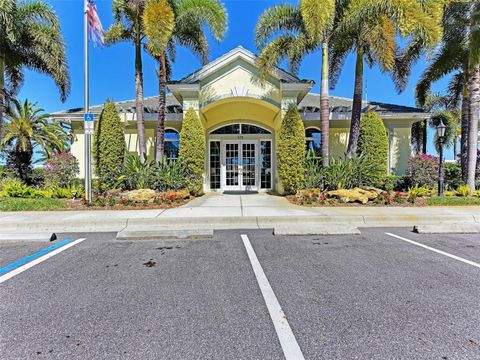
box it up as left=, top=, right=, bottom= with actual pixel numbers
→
left=0, top=228, right=479, bottom=359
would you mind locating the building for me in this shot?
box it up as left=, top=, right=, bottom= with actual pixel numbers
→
left=53, top=46, right=427, bottom=193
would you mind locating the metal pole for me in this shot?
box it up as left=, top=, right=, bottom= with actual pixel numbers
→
left=438, top=139, right=444, bottom=197
left=84, top=0, right=92, bottom=204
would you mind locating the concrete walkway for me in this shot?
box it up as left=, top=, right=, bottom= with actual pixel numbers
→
left=1, top=192, right=480, bottom=233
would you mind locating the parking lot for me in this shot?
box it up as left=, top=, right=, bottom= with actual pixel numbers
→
left=1, top=228, right=479, bottom=359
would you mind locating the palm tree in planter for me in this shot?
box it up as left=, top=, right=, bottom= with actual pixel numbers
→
left=255, top=0, right=336, bottom=167
left=1, top=99, right=69, bottom=182
left=143, top=0, right=227, bottom=161
left=330, top=0, right=444, bottom=158
left=0, top=0, right=70, bottom=145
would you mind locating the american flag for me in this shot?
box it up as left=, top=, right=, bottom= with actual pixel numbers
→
left=85, top=0, right=104, bottom=47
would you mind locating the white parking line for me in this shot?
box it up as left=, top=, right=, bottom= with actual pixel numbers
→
left=0, top=238, right=86, bottom=284
left=240, top=234, right=305, bottom=360
left=386, top=233, right=480, bottom=269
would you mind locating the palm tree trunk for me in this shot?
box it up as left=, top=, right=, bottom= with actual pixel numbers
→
left=453, top=136, right=458, bottom=162
left=0, top=53, right=5, bottom=146
left=135, top=38, right=147, bottom=158
left=155, top=51, right=167, bottom=162
left=320, top=42, right=330, bottom=167
left=467, top=66, right=480, bottom=191
left=461, top=83, right=469, bottom=180
left=422, top=119, right=427, bottom=154
left=346, top=49, right=363, bottom=159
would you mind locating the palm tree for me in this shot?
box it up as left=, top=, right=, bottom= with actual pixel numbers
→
left=255, top=0, right=336, bottom=167
left=416, top=2, right=480, bottom=190
left=143, top=0, right=227, bottom=161
left=329, top=0, right=445, bottom=159
left=1, top=99, right=69, bottom=182
left=0, top=0, right=70, bottom=145
left=105, top=0, right=149, bottom=158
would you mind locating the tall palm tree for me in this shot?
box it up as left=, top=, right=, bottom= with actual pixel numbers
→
left=329, top=0, right=444, bottom=158
left=416, top=2, right=480, bottom=189
left=105, top=0, right=149, bottom=158
left=255, top=0, right=336, bottom=167
left=0, top=0, right=70, bottom=145
left=144, top=0, right=227, bottom=161
left=1, top=99, right=69, bottom=182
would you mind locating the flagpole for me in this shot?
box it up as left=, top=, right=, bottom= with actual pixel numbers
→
left=84, top=0, right=92, bottom=204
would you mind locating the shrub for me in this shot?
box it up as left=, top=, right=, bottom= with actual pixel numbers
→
left=408, top=184, right=433, bottom=198
left=151, top=160, right=189, bottom=192
left=320, top=154, right=379, bottom=190
left=383, top=175, right=401, bottom=191
left=444, top=162, right=462, bottom=190
left=179, top=108, right=206, bottom=195
left=93, top=100, right=126, bottom=191
left=0, top=179, right=46, bottom=198
left=303, top=151, right=323, bottom=189
left=456, top=184, right=472, bottom=197
left=277, top=106, right=305, bottom=194
left=117, top=154, right=155, bottom=190
left=357, top=111, right=388, bottom=185
left=44, top=152, right=79, bottom=187
left=407, top=154, right=438, bottom=188
left=29, top=167, right=45, bottom=187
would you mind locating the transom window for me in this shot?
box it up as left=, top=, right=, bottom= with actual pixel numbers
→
left=305, top=128, right=321, bottom=159
left=210, top=123, right=271, bottom=135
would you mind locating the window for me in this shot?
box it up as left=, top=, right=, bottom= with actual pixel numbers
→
left=305, top=128, right=321, bottom=159
left=164, top=129, right=180, bottom=161
left=210, top=141, right=221, bottom=189
left=260, top=140, right=272, bottom=189
left=210, top=123, right=271, bottom=135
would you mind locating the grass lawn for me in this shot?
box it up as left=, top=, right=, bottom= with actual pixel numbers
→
left=427, top=196, right=480, bottom=206
left=0, top=197, right=68, bottom=211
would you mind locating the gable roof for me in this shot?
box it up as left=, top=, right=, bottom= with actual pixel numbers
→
left=174, top=45, right=307, bottom=84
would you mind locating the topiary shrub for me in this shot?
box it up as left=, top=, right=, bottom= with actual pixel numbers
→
left=179, top=108, right=206, bottom=195
left=407, top=154, right=438, bottom=188
left=278, top=106, right=305, bottom=194
left=357, top=111, right=388, bottom=186
left=93, top=100, right=126, bottom=191
left=44, top=152, right=79, bottom=188
left=444, top=162, right=462, bottom=190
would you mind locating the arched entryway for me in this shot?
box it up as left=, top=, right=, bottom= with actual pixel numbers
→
left=206, top=122, right=274, bottom=192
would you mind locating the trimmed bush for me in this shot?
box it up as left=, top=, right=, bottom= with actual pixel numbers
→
left=278, top=106, right=305, bottom=194
left=93, top=100, right=126, bottom=191
left=407, top=154, right=438, bottom=188
left=444, top=162, right=462, bottom=190
left=179, top=108, right=206, bottom=195
left=44, top=152, right=79, bottom=187
left=357, top=111, right=388, bottom=185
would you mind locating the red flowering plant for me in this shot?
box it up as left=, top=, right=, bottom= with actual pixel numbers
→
left=407, top=154, right=438, bottom=188
left=44, top=153, right=80, bottom=188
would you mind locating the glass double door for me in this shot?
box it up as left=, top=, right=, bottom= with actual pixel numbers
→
left=223, top=141, right=257, bottom=191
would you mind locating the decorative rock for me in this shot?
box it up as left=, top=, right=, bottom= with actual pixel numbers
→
left=327, top=188, right=379, bottom=204
left=126, top=189, right=157, bottom=202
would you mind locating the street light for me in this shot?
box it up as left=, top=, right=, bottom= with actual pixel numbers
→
left=436, top=120, right=447, bottom=197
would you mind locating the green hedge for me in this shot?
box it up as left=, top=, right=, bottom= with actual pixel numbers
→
left=278, top=106, right=305, bottom=194
left=93, top=100, right=126, bottom=190
left=357, top=111, right=388, bottom=185
left=179, top=108, right=205, bottom=195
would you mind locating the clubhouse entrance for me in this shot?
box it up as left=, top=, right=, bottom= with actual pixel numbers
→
left=207, top=123, right=274, bottom=192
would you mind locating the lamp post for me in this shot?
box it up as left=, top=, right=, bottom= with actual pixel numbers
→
left=437, top=120, right=446, bottom=197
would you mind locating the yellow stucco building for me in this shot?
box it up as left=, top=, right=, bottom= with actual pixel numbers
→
left=53, top=46, right=427, bottom=193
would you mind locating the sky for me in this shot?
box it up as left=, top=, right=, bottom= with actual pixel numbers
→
left=18, top=0, right=456, bottom=159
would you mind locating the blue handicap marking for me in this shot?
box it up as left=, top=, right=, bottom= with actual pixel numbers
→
left=84, top=113, right=94, bottom=121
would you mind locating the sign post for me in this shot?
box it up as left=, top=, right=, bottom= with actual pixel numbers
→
left=84, top=113, right=94, bottom=203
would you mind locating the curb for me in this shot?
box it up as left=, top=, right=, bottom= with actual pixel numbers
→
left=413, top=224, right=480, bottom=234
left=116, top=229, right=213, bottom=240
left=273, top=225, right=361, bottom=236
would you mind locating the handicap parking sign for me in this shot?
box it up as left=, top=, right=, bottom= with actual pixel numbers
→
left=84, top=113, right=94, bottom=122
left=84, top=113, right=94, bottom=134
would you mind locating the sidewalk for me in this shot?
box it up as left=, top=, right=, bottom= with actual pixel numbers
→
left=1, top=192, right=479, bottom=233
